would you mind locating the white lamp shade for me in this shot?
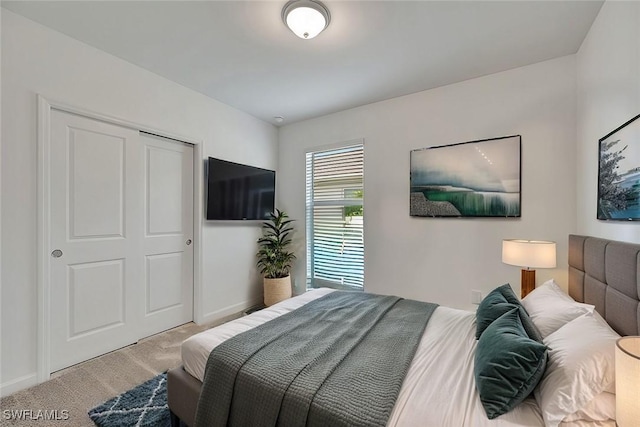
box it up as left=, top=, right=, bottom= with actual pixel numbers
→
left=502, top=239, right=556, bottom=269
left=283, top=0, right=330, bottom=39
left=616, top=336, right=640, bottom=427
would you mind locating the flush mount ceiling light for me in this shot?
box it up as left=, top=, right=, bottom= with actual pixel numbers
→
left=282, top=0, right=331, bottom=39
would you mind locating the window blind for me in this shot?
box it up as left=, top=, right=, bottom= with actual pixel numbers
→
left=306, top=144, right=364, bottom=290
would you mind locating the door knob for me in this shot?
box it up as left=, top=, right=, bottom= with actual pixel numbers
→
left=186, top=239, right=192, bottom=246
left=51, top=249, right=63, bottom=258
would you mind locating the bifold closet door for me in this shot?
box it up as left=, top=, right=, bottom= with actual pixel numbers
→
left=48, top=111, right=194, bottom=372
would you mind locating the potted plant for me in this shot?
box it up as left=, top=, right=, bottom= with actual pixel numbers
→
left=257, top=209, right=296, bottom=306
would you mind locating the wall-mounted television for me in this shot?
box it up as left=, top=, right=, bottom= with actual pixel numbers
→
left=206, top=157, right=275, bottom=220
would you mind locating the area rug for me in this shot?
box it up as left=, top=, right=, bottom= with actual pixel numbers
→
left=88, top=373, right=171, bottom=427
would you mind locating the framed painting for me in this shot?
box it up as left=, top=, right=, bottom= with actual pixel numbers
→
left=597, top=113, right=640, bottom=220
left=410, top=135, right=521, bottom=217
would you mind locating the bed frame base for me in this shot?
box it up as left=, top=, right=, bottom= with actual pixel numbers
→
left=167, top=366, right=203, bottom=427
left=170, top=410, right=180, bottom=427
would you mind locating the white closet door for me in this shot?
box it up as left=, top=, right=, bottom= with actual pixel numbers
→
left=138, top=133, right=193, bottom=339
left=49, top=110, right=143, bottom=371
left=48, top=112, right=194, bottom=372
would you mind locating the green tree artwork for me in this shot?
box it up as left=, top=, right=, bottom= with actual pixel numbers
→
left=598, top=139, right=635, bottom=219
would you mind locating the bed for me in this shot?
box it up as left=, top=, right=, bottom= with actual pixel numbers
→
left=167, top=234, right=640, bottom=426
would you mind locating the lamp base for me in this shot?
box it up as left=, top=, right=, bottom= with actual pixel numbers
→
left=521, top=269, right=536, bottom=298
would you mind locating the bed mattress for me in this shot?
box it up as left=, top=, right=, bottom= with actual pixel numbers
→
left=182, top=288, right=548, bottom=426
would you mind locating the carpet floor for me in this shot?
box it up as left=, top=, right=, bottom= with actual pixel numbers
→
left=0, top=314, right=238, bottom=427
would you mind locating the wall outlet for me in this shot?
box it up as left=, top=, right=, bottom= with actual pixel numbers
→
left=471, top=290, right=483, bottom=305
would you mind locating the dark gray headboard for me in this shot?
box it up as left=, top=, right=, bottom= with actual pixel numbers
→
left=568, top=234, right=640, bottom=336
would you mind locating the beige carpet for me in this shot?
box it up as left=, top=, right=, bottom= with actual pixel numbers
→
left=0, top=315, right=238, bottom=427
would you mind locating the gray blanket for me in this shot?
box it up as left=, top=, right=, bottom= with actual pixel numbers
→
left=194, top=291, right=438, bottom=427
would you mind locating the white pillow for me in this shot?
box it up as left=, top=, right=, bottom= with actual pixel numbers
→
left=521, top=279, right=594, bottom=338
left=591, top=310, right=619, bottom=394
left=562, top=392, right=615, bottom=422
left=534, top=313, right=620, bottom=427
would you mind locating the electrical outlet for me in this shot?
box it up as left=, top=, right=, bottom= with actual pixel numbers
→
left=471, top=290, right=483, bottom=305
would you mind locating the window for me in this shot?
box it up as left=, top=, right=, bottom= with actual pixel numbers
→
left=306, top=143, right=364, bottom=290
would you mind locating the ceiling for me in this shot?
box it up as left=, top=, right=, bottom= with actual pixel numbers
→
left=2, top=1, right=603, bottom=126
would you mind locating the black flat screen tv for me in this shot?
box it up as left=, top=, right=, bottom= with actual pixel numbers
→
left=206, top=157, right=275, bottom=220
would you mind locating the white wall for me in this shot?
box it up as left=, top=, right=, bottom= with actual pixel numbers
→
left=279, top=56, right=577, bottom=310
left=576, top=1, right=640, bottom=241
left=1, top=10, right=277, bottom=394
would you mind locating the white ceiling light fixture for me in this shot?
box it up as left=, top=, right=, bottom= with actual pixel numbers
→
left=282, top=0, right=331, bottom=40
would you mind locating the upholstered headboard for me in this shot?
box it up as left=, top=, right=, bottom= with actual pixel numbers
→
left=568, top=234, right=640, bottom=336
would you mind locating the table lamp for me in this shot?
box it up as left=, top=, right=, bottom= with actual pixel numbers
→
left=502, top=239, right=556, bottom=298
left=616, top=336, right=640, bottom=427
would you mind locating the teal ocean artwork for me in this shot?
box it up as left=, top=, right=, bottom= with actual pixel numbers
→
left=410, top=136, right=521, bottom=217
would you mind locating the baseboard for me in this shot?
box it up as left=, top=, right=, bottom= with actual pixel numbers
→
left=200, top=298, right=263, bottom=325
left=0, top=372, right=38, bottom=397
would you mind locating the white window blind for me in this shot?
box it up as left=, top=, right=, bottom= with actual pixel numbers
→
left=306, top=143, right=364, bottom=290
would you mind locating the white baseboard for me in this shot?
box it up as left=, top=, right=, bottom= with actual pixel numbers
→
left=0, top=372, right=38, bottom=397
left=200, top=298, right=262, bottom=325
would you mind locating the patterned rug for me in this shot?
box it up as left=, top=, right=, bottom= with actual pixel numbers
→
left=88, top=373, right=171, bottom=427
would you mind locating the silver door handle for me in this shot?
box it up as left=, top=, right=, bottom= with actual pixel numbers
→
left=51, top=249, right=63, bottom=258
left=186, top=239, right=192, bottom=246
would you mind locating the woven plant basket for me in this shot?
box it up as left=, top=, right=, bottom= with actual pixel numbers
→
left=264, top=276, right=292, bottom=307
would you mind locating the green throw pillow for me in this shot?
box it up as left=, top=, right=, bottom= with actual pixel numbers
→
left=476, top=284, right=543, bottom=343
left=475, top=288, right=517, bottom=339
left=495, top=283, right=521, bottom=306
left=517, top=305, right=543, bottom=343
left=499, top=283, right=544, bottom=343
left=475, top=308, right=547, bottom=420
